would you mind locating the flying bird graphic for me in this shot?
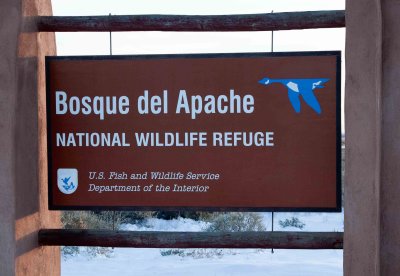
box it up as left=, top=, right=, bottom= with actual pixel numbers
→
left=61, top=176, right=75, bottom=190
left=258, top=77, right=330, bottom=114
left=62, top=177, right=71, bottom=185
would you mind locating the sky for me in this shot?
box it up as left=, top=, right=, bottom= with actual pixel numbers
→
left=51, top=0, right=346, bottom=131
left=52, top=0, right=344, bottom=15
left=51, top=0, right=345, bottom=55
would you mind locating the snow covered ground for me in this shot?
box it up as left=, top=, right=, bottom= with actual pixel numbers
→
left=62, top=212, right=343, bottom=276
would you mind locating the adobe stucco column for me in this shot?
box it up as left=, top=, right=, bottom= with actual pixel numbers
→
left=0, top=0, right=60, bottom=275
left=345, top=0, right=400, bottom=275
left=0, top=0, right=19, bottom=273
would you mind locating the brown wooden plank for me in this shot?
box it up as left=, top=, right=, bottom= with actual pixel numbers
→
left=38, top=229, right=343, bottom=249
left=31, top=10, right=345, bottom=32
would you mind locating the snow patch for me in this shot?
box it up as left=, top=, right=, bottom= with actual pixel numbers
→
left=62, top=212, right=343, bottom=276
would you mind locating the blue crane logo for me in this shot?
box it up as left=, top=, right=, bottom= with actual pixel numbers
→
left=258, top=77, right=330, bottom=114
left=61, top=176, right=75, bottom=192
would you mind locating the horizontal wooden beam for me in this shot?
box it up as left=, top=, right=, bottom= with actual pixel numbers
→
left=31, top=10, right=345, bottom=32
left=38, top=229, right=343, bottom=249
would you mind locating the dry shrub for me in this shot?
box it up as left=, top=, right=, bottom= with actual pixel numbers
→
left=160, top=212, right=266, bottom=258
left=205, top=212, right=266, bottom=232
left=61, top=211, right=121, bottom=258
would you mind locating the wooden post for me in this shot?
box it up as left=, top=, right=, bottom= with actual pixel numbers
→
left=30, top=10, right=345, bottom=32
left=345, top=0, right=400, bottom=275
left=0, top=0, right=60, bottom=275
left=38, top=230, right=343, bottom=249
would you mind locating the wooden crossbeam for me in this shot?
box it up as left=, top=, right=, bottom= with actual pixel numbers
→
left=38, top=229, right=343, bottom=249
left=31, top=10, right=345, bottom=32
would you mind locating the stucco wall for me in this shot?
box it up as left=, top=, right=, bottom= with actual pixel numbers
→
left=0, top=0, right=60, bottom=275
left=345, top=0, right=400, bottom=275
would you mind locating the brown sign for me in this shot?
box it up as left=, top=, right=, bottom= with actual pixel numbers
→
left=46, top=52, right=341, bottom=211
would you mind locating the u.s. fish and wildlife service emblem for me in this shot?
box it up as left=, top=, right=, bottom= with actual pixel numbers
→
left=57, top=168, right=78, bottom=194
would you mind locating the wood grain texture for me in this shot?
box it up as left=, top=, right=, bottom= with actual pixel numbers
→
left=39, top=230, right=343, bottom=249
left=32, top=10, right=345, bottom=32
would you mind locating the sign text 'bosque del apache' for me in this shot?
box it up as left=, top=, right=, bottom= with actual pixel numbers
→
left=46, top=52, right=341, bottom=211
